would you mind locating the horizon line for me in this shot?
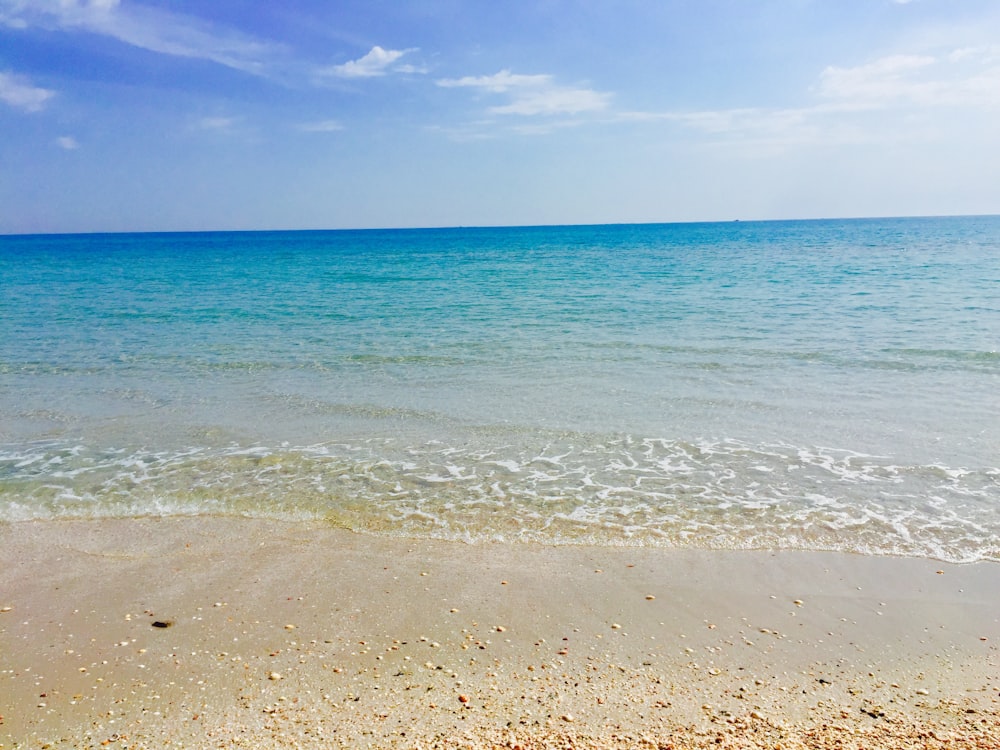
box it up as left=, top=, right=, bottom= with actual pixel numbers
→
left=2, top=212, right=998, bottom=239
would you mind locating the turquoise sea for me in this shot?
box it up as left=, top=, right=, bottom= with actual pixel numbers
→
left=2, top=217, right=998, bottom=561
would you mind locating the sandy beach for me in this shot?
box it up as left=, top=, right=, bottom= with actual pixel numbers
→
left=1, top=517, right=998, bottom=749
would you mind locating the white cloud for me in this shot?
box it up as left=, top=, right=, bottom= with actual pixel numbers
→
left=437, top=70, right=553, bottom=92
left=616, top=44, right=1000, bottom=153
left=509, top=119, right=592, bottom=136
left=394, top=63, right=429, bottom=75
left=618, top=106, right=824, bottom=146
left=0, top=0, right=276, bottom=76
left=297, top=119, right=344, bottom=132
left=56, top=135, right=79, bottom=149
left=437, top=68, right=611, bottom=117
left=0, top=70, right=55, bottom=111
left=197, top=116, right=237, bottom=132
left=817, top=54, right=936, bottom=103
left=817, top=50, right=1000, bottom=108
left=491, top=87, right=611, bottom=116
left=324, top=46, right=416, bottom=79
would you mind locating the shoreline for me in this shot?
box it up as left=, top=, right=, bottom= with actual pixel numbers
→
left=2, top=516, right=998, bottom=748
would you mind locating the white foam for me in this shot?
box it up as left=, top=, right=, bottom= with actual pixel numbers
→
left=2, top=435, right=999, bottom=562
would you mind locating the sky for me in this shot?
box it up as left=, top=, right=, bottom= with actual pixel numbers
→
left=1, top=0, right=999, bottom=233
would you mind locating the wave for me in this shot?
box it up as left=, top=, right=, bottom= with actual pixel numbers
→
left=2, top=436, right=997, bottom=563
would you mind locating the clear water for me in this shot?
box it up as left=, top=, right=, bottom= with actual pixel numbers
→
left=2, top=218, right=999, bottom=561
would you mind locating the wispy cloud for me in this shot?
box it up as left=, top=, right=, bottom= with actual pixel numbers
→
left=816, top=50, right=1000, bottom=108
left=0, top=70, right=55, bottom=111
left=492, top=88, right=611, bottom=116
left=817, top=54, right=935, bottom=104
left=195, top=115, right=239, bottom=133
left=437, top=68, right=611, bottom=116
left=617, top=106, right=829, bottom=151
left=296, top=119, right=344, bottom=133
left=2, top=3, right=429, bottom=91
left=437, top=70, right=552, bottom=92
left=0, top=0, right=277, bottom=76
left=617, top=45, right=1000, bottom=151
left=56, top=135, right=79, bottom=149
left=323, top=46, right=418, bottom=79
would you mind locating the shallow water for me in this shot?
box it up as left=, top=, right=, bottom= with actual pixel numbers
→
left=2, top=218, right=999, bottom=561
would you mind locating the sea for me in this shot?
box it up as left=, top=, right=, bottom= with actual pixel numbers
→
left=2, top=217, right=998, bottom=562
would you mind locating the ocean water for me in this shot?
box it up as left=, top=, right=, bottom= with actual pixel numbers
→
left=2, top=217, right=999, bottom=561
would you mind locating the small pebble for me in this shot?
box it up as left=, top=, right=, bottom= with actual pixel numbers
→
left=284, top=624, right=295, bottom=630
left=645, top=595, right=656, bottom=601
left=611, top=623, right=621, bottom=630
left=268, top=672, right=282, bottom=681
left=561, top=713, right=574, bottom=722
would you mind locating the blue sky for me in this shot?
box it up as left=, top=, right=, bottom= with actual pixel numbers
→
left=2, top=0, right=999, bottom=233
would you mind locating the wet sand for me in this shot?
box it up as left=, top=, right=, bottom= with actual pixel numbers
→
left=1, top=517, right=998, bottom=749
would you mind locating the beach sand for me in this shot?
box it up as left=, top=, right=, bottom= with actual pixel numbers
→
left=1, top=517, right=998, bottom=749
